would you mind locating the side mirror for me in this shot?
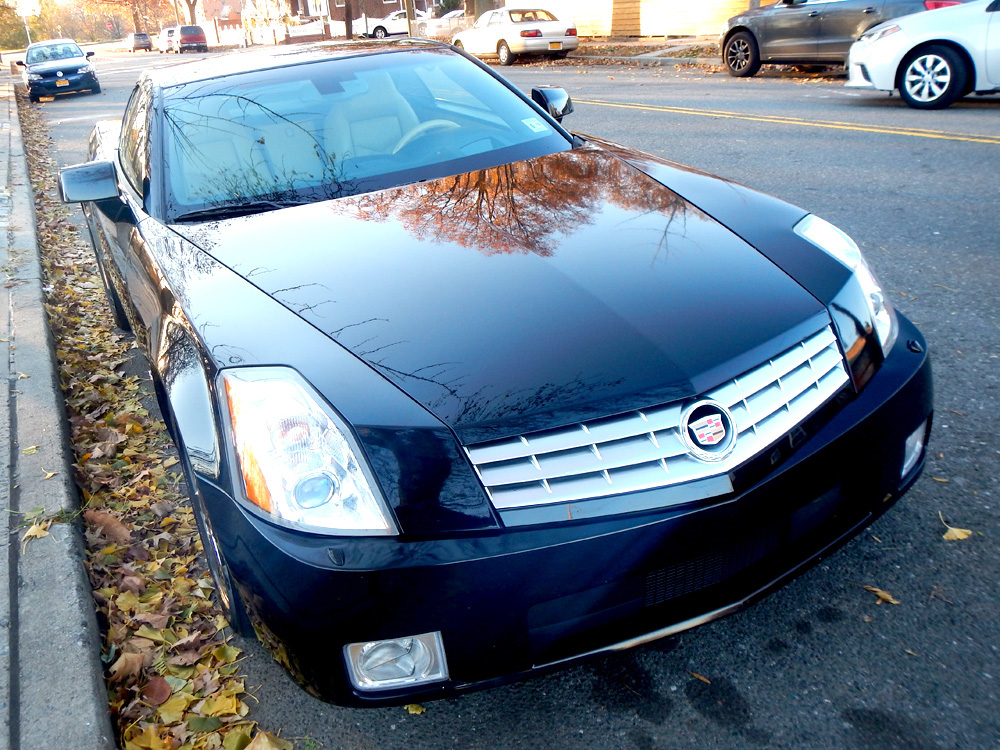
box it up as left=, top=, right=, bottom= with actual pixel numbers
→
left=15, top=60, right=25, bottom=68
left=58, top=160, right=119, bottom=203
left=531, top=86, right=574, bottom=123
left=86, top=51, right=95, bottom=58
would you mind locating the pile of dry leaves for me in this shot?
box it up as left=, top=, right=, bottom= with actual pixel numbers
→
left=17, top=91, right=291, bottom=750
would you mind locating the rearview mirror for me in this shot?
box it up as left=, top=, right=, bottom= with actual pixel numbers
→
left=58, top=160, right=119, bottom=203
left=531, top=86, right=574, bottom=123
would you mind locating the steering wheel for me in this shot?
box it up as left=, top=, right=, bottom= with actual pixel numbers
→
left=392, top=119, right=461, bottom=154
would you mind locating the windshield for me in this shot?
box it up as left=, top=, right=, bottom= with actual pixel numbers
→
left=26, top=42, right=84, bottom=64
left=161, top=48, right=570, bottom=222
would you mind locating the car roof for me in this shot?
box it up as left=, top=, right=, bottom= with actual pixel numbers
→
left=145, top=38, right=449, bottom=89
left=28, top=38, right=79, bottom=48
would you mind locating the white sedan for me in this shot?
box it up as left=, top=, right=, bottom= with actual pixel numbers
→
left=846, top=0, right=1000, bottom=109
left=368, top=9, right=430, bottom=39
left=452, top=7, right=578, bottom=65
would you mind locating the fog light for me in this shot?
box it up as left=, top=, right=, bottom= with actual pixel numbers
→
left=901, top=420, right=929, bottom=479
left=345, top=632, right=448, bottom=691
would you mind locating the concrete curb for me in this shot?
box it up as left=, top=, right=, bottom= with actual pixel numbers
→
left=2, top=81, right=114, bottom=750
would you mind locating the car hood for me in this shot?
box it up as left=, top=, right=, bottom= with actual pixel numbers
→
left=175, top=143, right=826, bottom=442
left=27, top=56, right=90, bottom=73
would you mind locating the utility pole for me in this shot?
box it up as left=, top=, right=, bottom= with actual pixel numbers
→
left=403, top=0, right=416, bottom=37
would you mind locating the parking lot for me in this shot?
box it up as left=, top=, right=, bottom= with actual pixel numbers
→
left=33, top=50, right=1000, bottom=749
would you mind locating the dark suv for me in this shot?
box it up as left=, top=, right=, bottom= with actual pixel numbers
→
left=720, top=0, right=964, bottom=77
left=178, top=25, right=209, bottom=53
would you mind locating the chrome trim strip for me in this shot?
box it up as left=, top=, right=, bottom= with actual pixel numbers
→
left=466, top=326, right=849, bottom=516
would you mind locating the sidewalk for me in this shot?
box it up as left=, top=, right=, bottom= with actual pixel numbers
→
left=1, top=80, right=114, bottom=749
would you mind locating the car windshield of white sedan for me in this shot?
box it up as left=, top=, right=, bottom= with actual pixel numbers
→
left=162, top=49, right=570, bottom=222
left=26, top=43, right=84, bottom=63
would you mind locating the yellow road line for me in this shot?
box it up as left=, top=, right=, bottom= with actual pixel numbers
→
left=576, top=98, right=1000, bottom=145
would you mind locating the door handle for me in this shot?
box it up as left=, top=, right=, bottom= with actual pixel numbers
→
left=863, top=7, right=876, bottom=12
left=808, top=10, right=820, bottom=16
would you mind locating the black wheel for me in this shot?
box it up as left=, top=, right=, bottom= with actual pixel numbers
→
left=498, top=40, right=516, bottom=66
left=724, top=31, right=761, bottom=78
left=29, top=91, right=39, bottom=103
left=91, top=82, right=101, bottom=95
left=454, top=40, right=464, bottom=50
left=898, top=45, right=967, bottom=110
left=373, top=26, right=388, bottom=39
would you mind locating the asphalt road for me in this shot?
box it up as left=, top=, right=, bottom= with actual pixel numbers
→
left=33, top=50, right=1000, bottom=750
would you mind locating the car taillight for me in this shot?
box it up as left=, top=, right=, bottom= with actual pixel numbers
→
left=566, top=28, right=577, bottom=36
left=923, top=1, right=959, bottom=8
left=520, top=29, right=542, bottom=38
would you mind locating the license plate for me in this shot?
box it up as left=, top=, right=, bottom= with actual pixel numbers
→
left=56, top=79, right=69, bottom=87
left=548, top=42, right=562, bottom=50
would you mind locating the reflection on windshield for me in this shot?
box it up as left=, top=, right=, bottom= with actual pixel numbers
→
left=26, top=43, right=84, bottom=64
left=162, top=49, right=570, bottom=221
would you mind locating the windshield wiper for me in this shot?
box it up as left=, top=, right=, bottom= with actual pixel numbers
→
left=172, top=199, right=308, bottom=223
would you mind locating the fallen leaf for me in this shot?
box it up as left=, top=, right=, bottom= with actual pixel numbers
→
left=864, top=585, right=900, bottom=605
left=690, top=672, right=712, bottom=684
left=22, top=445, right=39, bottom=455
left=21, top=520, right=51, bottom=547
left=405, top=703, right=426, bottom=715
left=109, top=651, right=146, bottom=682
left=83, top=509, right=132, bottom=544
left=938, top=511, right=972, bottom=541
left=42, top=471, right=57, bottom=480
left=141, top=675, right=172, bottom=706
left=245, top=731, right=294, bottom=750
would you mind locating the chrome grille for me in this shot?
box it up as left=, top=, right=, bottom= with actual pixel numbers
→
left=465, top=326, right=849, bottom=516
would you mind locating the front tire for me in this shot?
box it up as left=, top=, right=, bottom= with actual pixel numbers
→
left=91, top=81, right=101, bottom=95
left=723, top=31, right=761, bottom=78
left=498, top=40, right=516, bottom=66
left=898, top=45, right=967, bottom=110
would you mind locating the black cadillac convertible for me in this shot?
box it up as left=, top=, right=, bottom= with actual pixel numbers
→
left=59, top=39, right=933, bottom=706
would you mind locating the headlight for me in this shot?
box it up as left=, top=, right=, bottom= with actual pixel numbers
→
left=794, top=214, right=897, bottom=358
left=77, top=64, right=94, bottom=74
left=860, top=24, right=900, bottom=43
left=221, top=367, right=397, bottom=536
left=27, top=73, right=43, bottom=82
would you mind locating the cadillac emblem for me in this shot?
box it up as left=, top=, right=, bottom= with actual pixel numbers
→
left=680, top=400, right=737, bottom=462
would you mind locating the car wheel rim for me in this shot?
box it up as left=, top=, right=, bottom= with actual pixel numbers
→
left=726, top=40, right=749, bottom=72
left=904, top=54, right=950, bottom=103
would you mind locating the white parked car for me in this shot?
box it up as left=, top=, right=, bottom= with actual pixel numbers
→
left=452, top=7, right=578, bottom=65
left=423, top=9, right=470, bottom=38
left=846, top=0, right=1000, bottom=108
left=368, top=9, right=430, bottom=39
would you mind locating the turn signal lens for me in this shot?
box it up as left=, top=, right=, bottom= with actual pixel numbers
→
left=794, top=214, right=897, bottom=359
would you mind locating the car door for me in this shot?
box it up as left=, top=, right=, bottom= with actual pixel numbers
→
left=103, top=81, right=160, bottom=348
left=815, top=0, right=887, bottom=59
left=387, top=11, right=408, bottom=35
left=462, top=10, right=501, bottom=53
left=988, top=0, right=1000, bottom=84
left=760, top=0, right=823, bottom=59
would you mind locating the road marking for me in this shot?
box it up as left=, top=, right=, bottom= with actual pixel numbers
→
left=576, top=98, right=1000, bottom=145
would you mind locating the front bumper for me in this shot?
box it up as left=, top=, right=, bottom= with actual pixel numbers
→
left=27, top=71, right=99, bottom=98
left=200, top=313, right=931, bottom=706
left=845, top=33, right=910, bottom=92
